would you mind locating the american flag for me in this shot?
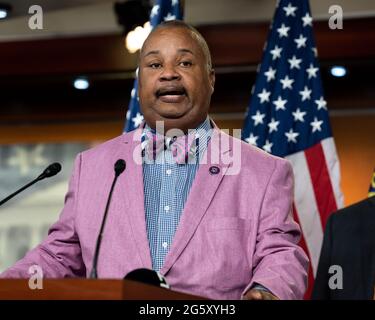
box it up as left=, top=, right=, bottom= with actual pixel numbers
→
left=242, top=0, right=344, bottom=298
left=369, top=168, right=375, bottom=197
left=124, top=0, right=183, bottom=132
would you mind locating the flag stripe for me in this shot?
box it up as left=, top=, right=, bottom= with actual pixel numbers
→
left=286, top=150, right=323, bottom=275
left=321, top=138, right=344, bottom=207
left=305, top=141, right=338, bottom=229
left=292, top=204, right=314, bottom=299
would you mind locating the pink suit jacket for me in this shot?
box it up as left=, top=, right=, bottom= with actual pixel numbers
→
left=1, top=125, right=309, bottom=299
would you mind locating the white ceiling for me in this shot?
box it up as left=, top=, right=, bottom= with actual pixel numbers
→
left=1, top=0, right=375, bottom=41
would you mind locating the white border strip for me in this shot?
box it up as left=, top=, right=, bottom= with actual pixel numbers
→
left=286, top=151, right=324, bottom=276
left=321, top=137, right=344, bottom=208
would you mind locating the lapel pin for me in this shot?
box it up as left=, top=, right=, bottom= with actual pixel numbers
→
left=209, top=166, right=220, bottom=175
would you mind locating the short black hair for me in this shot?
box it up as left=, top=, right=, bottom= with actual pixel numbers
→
left=141, top=20, right=213, bottom=70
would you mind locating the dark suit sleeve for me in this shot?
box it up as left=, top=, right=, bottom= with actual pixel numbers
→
left=311, top=214, right=334, bottom=300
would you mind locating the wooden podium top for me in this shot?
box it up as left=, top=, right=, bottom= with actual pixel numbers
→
left=0, top=279, right=206, bottom=300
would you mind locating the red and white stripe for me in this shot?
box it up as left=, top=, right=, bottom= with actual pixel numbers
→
left=286, top=137, right=343, bottom=296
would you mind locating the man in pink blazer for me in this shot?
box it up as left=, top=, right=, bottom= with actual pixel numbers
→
left=1, top=21, right=308, bottom=300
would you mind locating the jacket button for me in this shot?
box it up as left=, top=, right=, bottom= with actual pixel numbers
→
left=209, top=166, right=220, bottom=175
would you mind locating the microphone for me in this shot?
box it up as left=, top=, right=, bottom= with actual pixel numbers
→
left=90, top=159, right=126, bottom=279
left=124, top=268, right=170, bottom=289
left=37, top=162, right=62, bottom=179
left=0, top=162, right=62, bottom=207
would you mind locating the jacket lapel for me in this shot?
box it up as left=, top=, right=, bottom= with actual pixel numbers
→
left=119, top=128, right=153, bottom=269
left=359, top=197, right=375, bottom=299
left=160, top=127, right=233, bottom=275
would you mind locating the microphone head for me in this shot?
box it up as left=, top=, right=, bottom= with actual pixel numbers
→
left=124, top=268, right=169, bottom=289
left=42, top=163, right=62, bottom=178
left=114, top=159, right=126, bottom=176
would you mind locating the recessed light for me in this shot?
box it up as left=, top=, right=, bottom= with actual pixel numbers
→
left=73, top=78, right=90, bottom=90
left=0, top=4, right=11, bottom=20
left=0, top=9, right=7, bottom=19
left=330, top=66, right=347, bottom=78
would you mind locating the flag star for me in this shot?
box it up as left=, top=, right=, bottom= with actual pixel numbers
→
left=273, top=96, right=287, bottom=110
left=299, top=86, right=312, bottom=101
left=277, top=23, right=290, bottom=38
left=292, top=108, right=306, bottom=122
left=268, top=118, right=280, bottom=133
left=126, top=109, right=131, bottom=120
left=245, top=133, right=259, bottom=146
left=288, top=55, right=302, bottom=69
left=302, top=12, right=313, bottom=27
left=285, top=128, right=299, bottom=143
left=312, top=47, right=318, bottom=57
left=310, top=117, right=323, bottom=132
left=257, top=89, right=271, bottom=103
left=172, top=0, right=179, bottom=6
left=283, top=3, right=298, bottom=17
left=164, top=13, right=176, bottom=21
left=294, top=34, right=307, bottom=49
left=306, top=63, right=319, bottom=79
left=150, top=5, right=160, bottom=18
left=264, top=67, right=276, bottom=82
left=280, top=75, right=294, bottom=90
left=262, top=140, right=273, bottom=153
left=251, top=110, right=266, bottom=126
left=131, top=88, right=136, bottom=98
left=315, top=96, right=327, bottom=110
left=270, top=45, right=283, bottom=60
left=132, top=112, right=144, bottom=127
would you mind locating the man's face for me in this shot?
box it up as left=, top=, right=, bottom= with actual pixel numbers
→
left=138, top=27, right=215, bottom=133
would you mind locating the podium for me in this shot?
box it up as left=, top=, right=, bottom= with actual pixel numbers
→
left=0, top=279, right=206, bottom=300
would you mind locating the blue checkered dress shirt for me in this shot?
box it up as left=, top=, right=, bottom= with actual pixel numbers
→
left=142, top=117, right=212, bottom=271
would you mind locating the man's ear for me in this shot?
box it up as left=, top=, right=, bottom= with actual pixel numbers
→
left=209, top=68, right=215, bottom=94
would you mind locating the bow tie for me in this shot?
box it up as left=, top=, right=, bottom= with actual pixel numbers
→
left=142, top=130, right=199, bottom=164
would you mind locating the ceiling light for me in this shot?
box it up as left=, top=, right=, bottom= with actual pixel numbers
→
left=73, top=78, right=90, bottom=90
left=330, top=66, right=347, bottom=78
left=0, top=3, right=11, bottom=20
left=0, top=9, right=7, bottom=19
left=126, top=21, right=152, bottom=53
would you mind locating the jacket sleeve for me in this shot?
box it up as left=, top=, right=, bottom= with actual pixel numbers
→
left=311, top=214, right=334, bottom=300
left=0, top=154, right=86, bottom=278
left=242, top=158, right=309, bottom=299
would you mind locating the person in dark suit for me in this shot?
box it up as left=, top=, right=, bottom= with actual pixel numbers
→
left=312, top=196, right=375, bottom=300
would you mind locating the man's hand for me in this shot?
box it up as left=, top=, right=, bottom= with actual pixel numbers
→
left=242, top=289, right=279, bottom=300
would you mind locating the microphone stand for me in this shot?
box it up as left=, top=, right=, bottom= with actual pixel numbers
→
left=0, top=163, right=62, bottom=207
left=90, top=159, right=126, bottom=279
